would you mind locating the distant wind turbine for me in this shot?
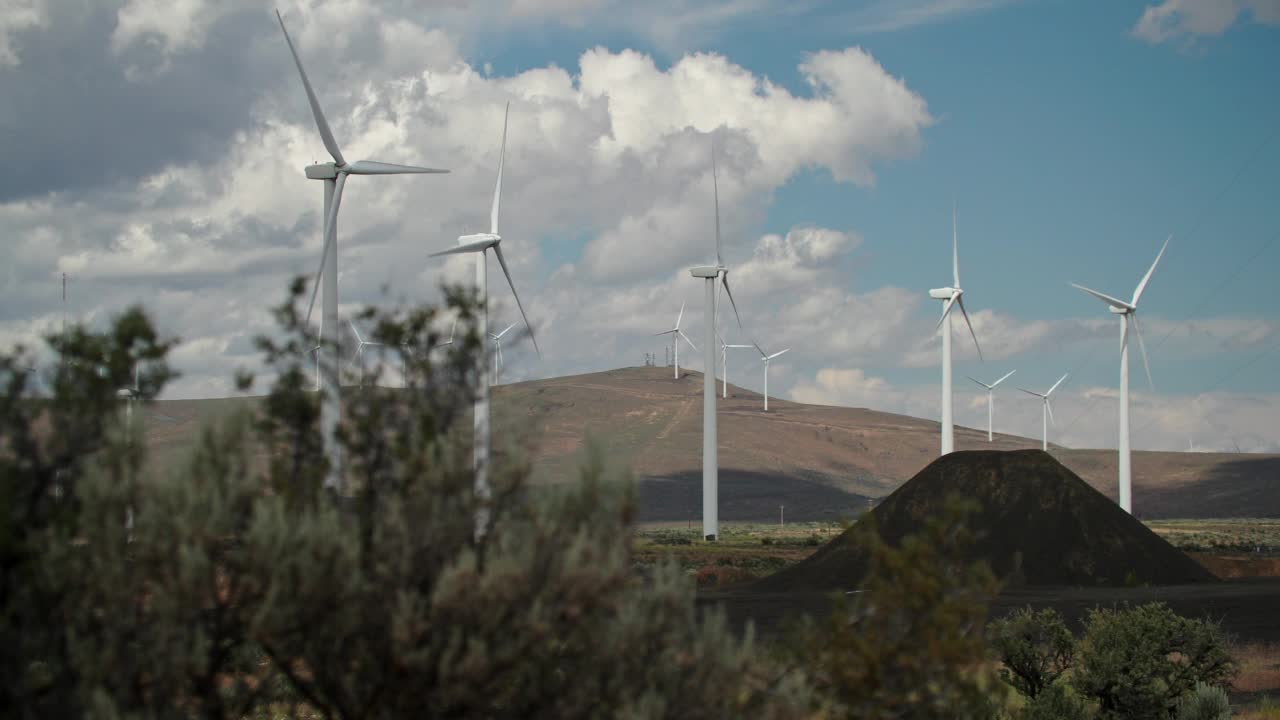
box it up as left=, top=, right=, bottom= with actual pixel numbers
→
left=753, top=343, right=790, bottom=412
left=1018, top=373, right=1068, bottom=451
left=1071, top=235, right=1169, bottom=514
left=348, top=320, right=382, bottom=386
left=718, top=333, right=753, bottom=398
left=116, top=363, right=140, bottom=431
left=967, top=369, right=1015, bottom=442
left=653, top=301, right=697, bottom=380
left=429, top=103, right=538, bottom=537
left=488, top=321, right=518, bottom=383
left=688, top=145, right=745, bottom=541
left=929, top=205, right=983, bottom=456
left=276, top=10, right=448, bottom=491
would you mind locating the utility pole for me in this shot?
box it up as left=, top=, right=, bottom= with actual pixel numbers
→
left=780, top=504, right=784, bottom=528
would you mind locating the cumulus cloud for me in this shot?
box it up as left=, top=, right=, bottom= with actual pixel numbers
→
left=0, top=0, right=45, bottom=67
left=1132, top=0, right=1280, bottom=45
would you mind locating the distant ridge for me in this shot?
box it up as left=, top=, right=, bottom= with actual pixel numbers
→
left=754, top=450, right=1218, bottom=591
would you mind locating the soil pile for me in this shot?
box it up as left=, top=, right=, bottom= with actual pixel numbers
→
left=755, top=450, right=1217, bottom=591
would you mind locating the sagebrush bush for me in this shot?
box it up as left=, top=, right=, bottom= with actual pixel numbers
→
left=1021, top=681, right=1092, bottom=720
left=1176, top=682, right=1232, bottom=720
left=988, top=606, right=1075, bottom=698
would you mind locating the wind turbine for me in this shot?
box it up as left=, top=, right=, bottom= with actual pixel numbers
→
left=116, top=363, right=140, bottom=430
left=967, top=369, right=1015, bottom=442
left=753, top=343, right=790, bottom=412
left=348, top=320, right=382, bottom=386
left=718, top=333, right=753, bottom=398
left=488, top=321, right=518, bottom=383
left=276, top=10, right=448, bottom=491
left=429, top=103, right=538, bottom=537
left=1018, top=373, right=1068, bottom=451
left=688, top=146, right=745, bottom=541
left=309, top=314, right=323, bottom=391
left=929, top=205, right=983, bottom=455
left=1071, top=235, right=1169, bottom=514
left=653, top=301, right=697, bottom=380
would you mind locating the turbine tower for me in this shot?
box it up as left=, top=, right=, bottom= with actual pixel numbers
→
left=653, top=302, right=696, bottom=379
left=429, top=103, right=538, bottom=537
left=1018, top=373, right=1068, bottom=451
left=753, top=343, right=790, bottom=412
left=928, top=206, right=982, bottom=455
left=689, top=147, right=744, bottom=541
left=276, top=10, right=448, bottom=491
left=967, top=369, right=1015, bottom=441
left=1071, top=235, right=1168, bottom=514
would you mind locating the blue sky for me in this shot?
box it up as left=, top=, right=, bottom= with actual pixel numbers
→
left=1, top=0, right=1277, bottom=452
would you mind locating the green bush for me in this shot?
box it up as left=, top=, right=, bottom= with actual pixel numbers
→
left=791, top=496, right=1006, bottom=720
left=1071, top=602, right=1235, bottom=720
left=1176, top=682, right=1231, bottom=720
left=988, top=606, right=1075, bottom=698
left=1021, top=681, right=1092, bottom=720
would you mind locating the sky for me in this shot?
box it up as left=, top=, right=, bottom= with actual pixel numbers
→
left=2, top=0, right=1279, bottom=453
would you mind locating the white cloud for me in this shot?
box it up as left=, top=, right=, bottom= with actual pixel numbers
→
left=1132, top=0, right=1280, bottom=45
left=0, top=0, right=45, bottom=68
left=841, top=0, right=1023, bottom=33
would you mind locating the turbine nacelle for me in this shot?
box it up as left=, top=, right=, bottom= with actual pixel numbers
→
left=305, top=162, right=339, bottom=180
left=690, top=265, right=722, bottom=279
left=929, top=287, right=958, bottom=300
left=459, top=233, right=500, bottom=247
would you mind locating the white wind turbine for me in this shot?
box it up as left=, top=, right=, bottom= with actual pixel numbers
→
left=309, top=314, right=323, bottom=391
left=929, top=206, right=983, bottom=455
left=1018, top=373, right=1068, bottom=451
left=653, top=301, right=697, bottom=379
left=276, top=10, right=448, bottom=491
left=348, top=319, right=382, bottom=386
left=967, top=369, right=1015, bottom=442
left=689, top=147, right=745, bottom=541
left=1071, top=235, right=1169, bottom=514
left=488, top=321, right=518, bottom=383
left=718, top=333, right=753, bottom=398
left=753, top=343, right=790, bottom=412
left=116, top=363, right=140, bottom=430
left=429, top=103, right=538, bottom=537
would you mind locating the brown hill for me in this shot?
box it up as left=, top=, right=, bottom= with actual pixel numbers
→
left=754, top=450, right=1218, bottom=590
left=135, top=366, right=1280, bottom=520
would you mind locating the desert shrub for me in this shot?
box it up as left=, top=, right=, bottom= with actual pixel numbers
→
left=1176, top=682, right=1232, bottom=720
left=1020, top=681, right=1092, bottom=720
left=1, top=281, right=815, bottom=718
left=791, top=496, right=1007, bottom=719
left=1072, top=602, right=1235, bottom=720
left=988, top=606, right=1076, bottom=698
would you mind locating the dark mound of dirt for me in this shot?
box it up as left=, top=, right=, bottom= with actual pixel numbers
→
left=755, top=450, right=1217, bottom=591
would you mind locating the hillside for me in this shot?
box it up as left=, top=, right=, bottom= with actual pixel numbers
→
left=136, top=366, right=1280, bottom=520
left=753, top=450, right=1217, bottom=591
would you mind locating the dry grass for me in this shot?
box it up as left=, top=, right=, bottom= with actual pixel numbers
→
left=1235, top=643, right=1280, bottom=694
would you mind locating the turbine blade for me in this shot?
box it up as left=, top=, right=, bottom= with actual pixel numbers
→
left=498, top=321, right=518, bottom=339
left=935, top=292, right=957, bottom=330
left=1047, top=372, right=1069, bottom=396
left=346, top=160, right=448, bottom=175
left=676, top=300, right=685, bottom=330
left=1046, top=399, right=1056, bottom=427
left=492, top=244, right=539, bottom=355
left=678, top=329, right=698, bottom=352
left=491, top=102, right=508, bottom=235
left=721, top=272, right=744, bottom=328
left=275, top=10, right=344, bottom=167
left=1132, top=234, right=1171, bottom=307
left=429, top=238, right=494, bottom=257
left=967, top=376, right=991, bottom=390
left=991, top=369, right=1016, bottom=387
left=713, top=147, right=722, bottom=267
left=768, top=348, right=790, bottom=360
left=957, top=296, right=983, bottom=361
left=652, top=329, right=676, bottom=337
left=1071, top=283, right=1132, bottom=311
left=1018, top=388, right=1043, bottom=398
left=349, top=319, right=362, bottom=344
left=1131, top=313, right=1154, bottom=391
left=305, top=171, right=346, bottom=325
left=952, top=202, right=960, bottom=289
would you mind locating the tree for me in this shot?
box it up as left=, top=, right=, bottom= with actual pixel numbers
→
left=988, top=606, right=1075, bottom=699
left=1071, top=602, right=1235, bottom=720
